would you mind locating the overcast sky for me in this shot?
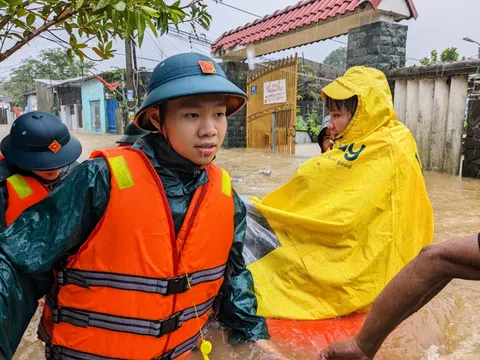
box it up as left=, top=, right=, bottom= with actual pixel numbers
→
left=0, top=0, right=479, bottom=75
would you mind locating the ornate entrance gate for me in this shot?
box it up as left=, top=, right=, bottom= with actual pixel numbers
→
left=246, top=55, right=298, bottom=154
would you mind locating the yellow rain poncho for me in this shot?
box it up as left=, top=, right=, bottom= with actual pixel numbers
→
left=248, top=66, right=434, bottom=320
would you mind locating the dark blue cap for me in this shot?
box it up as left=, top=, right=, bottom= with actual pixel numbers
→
left=116, top=121, right=150, bottom=145
left=1, top=111, right=82, bottom=171
left=135, top=52, right=247, bottom=130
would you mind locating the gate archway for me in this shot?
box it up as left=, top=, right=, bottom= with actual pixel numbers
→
left=246, top=55, right=298, bottom=155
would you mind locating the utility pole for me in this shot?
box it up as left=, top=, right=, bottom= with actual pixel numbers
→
left=124, top=37, right=135, bottom=128
left=132, top=44, right=141, bottom=105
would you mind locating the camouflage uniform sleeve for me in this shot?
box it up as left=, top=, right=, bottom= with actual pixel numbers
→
left=0, top=158, right=111, bottom=358
left=215, top=189, right=270, bottom=343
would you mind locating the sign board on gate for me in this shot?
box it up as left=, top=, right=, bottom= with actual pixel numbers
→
left=264, top=79, right=286, bottom=105
left=251, top=85, right=258, bottom=94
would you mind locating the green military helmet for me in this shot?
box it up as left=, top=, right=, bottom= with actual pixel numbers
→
left=1, top=111, right=82, bottom=171
left=135, top=52, right=247, bottom=131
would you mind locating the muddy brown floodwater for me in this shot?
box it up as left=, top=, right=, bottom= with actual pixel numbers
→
left=13, top=144, right=480, bottom=360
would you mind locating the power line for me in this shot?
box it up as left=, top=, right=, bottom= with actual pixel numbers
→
left=407, top=57, right=422, bottom=62
left=117, top=53, right=160, bottom=63
left=211, top=0, right=262, bottom=19
left=168, top=32, right=211, bottom=49
left=165, top=34, right=183, bottom=53
left=167, top=26, right=213, bottom=45
left=0, top=62, right=23, bottom=72
left=146, top=31, right=168, bottom=59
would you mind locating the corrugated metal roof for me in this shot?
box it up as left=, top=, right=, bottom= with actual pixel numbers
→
left=211, top=0, right=417, bottom=53
left=34, top=79, right=65, bottom=86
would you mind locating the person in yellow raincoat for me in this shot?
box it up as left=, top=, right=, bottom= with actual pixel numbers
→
left=245, top=66, right=434, bottom=321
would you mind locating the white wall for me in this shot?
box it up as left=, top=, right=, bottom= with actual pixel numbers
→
left=394, top=76, right=468, bottom=175
left=296, top=130, right=312, bottom=144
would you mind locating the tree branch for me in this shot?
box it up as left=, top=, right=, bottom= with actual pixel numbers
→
left=39, top=33, right=100, bottom=63
left=0, top=8, right=79, bottom=63
left=38, top=34, right=70, bottom=50
left=0, top=1, right=29, bottom=32
left=47, top=29, right=69, bottom=46
left=180, top=0, right=200, bottom=10
left=0, top=23, right=15, bottom=55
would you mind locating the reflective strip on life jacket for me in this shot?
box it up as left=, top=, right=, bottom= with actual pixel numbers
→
left=220, top=168, right=231, bottom=197
left=7, top=174, right=33, bottom=199
left=39, top=147, right=235, bottom=359
left=107, top=155, right=134, bottom=190
left=56, top=264, right=227, bottom=295
left=5, top=173, right=49, bottom=227
left=45, top=293, right=215, bottom=338
left=45, top=328, right=204, bottom=360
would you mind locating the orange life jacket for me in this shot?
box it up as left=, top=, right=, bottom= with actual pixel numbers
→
left=38, top=146, right=234, bottom=360
left=0, top=154, right=49, bottom=226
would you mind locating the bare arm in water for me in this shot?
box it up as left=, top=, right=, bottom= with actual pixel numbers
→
left=319, top=234, right=480, bottom=360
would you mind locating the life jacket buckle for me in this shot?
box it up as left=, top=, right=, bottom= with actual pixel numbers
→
left=157, top=313, right=183, bottom=337
left=56, top=268, right=90, bottom=289
left=166, top=275, right=188, bottom=295
left=51, top=304, right=61, bottom=324
left=156, top=349, right=174, bottom=360
left=45, top=344, right=61, bottom=360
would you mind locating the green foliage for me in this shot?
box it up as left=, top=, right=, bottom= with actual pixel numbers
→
left=0, top=0, right=211, bottom=63
left=297, top=63, right=322, bottom=102
left=306, top=109, right=321, bottom=136
left=296, top=64, right=324, bottom=139
left=1, top=48, right=93, bottom=106
left=420, top=47, right=460, bottom=65
left=295, top=108, right=321, bottom=136
left=323, top=47, right=347, bottom=70
left=440, top=47, right=460, bottom=62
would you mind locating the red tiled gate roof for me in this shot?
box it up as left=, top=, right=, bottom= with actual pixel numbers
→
left=211, top=0, right=418, bottom=53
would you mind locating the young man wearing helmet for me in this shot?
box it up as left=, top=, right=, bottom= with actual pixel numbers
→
left=0, top=53, right=278, bottom=360
left=0, top=111, right=81, bottom=228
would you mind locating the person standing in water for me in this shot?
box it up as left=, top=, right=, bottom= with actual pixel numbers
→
left=0, top=53, right=284, bottom=360
left=245, top=66, right=433, bottom=327
left=0, top=111, right=81, bottom=229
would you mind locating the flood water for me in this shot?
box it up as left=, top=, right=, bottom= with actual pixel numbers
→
left=13, top=145, right=480, bottom=360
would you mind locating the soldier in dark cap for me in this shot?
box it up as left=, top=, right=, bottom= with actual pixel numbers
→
left=0, top=111, right=81, bottom=229
left=0, top=53, right=280, bottom=360
left=115, top=121, right=150, bottom=147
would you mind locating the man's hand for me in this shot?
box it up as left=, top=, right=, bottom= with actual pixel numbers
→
left=319, top=339, right=372, bottom=360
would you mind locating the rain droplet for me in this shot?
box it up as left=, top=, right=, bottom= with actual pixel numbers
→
left=22, top=131, right=26, bottom=135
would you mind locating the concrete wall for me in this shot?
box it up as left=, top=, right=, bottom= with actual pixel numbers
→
left=81, top=79, right=106, bottom=133
left=296, top=130, right=312, bottom=144
left=347, top=21, right=407, bottom=72
left=300, top=58, right=344, bottom=80
left=394, top=76, right=469, bottom=175
left=220, top=61, right=249, bottom=148
left=57, top=86, right=81, bottom=106
left=35, top=82, right=54, bottom=112
left=463, top=100, right=480, bottom=178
